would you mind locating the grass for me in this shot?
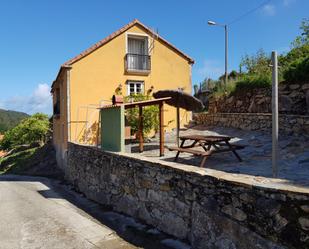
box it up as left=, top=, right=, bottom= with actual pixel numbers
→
left=211, top=79, right=237, bottom=99
left=211, top=75, right=271, bottom=98
left=0, top=147, right=38, bottom=174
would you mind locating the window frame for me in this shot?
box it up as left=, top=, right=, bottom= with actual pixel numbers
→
left=126, top=80, right=144, bottom=95
left=125, top=32, right=149, bottom=55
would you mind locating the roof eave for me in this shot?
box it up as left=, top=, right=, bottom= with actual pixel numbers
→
left=50, top=65, right=72, bottom=92
left=63, top=19, right=194, bottom=66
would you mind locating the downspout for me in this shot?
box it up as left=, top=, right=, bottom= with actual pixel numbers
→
left=65, top=66, right=72, bottom=143
left=189, top=62, right=193, bottom=121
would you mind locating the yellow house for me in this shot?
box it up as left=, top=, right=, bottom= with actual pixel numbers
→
left=51, top=19, right=194, bottom=167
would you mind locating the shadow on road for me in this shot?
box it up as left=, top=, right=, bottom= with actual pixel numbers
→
left=0, top=174, right=189, bottom=249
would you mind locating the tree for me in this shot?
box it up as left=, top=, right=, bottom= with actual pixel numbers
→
left=124, top=94, right=159, bottom=137
left=0, top=113, right=50, bottom=150
left=284, top=57, right=309, bottom=83
left=291, top=18, right=309, bottom=48
left=240, top=49, right=271, bottom=76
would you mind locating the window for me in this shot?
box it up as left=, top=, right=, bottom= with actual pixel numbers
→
left=127, top=81, right=144, bottom=95
left=128, top=37, right=147, bottom=55
left=126, top=34, right=150, bottom=72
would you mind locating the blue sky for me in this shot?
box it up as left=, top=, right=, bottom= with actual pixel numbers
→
left=0, top=0, right=308, bottom=114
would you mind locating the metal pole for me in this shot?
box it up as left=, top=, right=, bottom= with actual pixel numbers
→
left=176, top=106, right=180, bottom=147
left=139, top=106, right=144, bottom=153
left=224, top=25, right=228, bottom=91
left=271, top=51, right=279, bottom=178
left=159, top=102, right=164, bottom=156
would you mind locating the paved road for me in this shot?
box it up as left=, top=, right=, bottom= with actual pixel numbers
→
left=0, top=175, right=138, bottom=249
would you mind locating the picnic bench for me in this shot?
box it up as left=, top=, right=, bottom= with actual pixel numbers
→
left=168, top=134, right=245, bottom=167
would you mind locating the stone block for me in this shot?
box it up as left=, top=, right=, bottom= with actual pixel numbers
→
left=289, top=84, right=300, bottom=90
left=221, top=204, right=247, bottom=222
left=299, top=217, right=309, bottom=231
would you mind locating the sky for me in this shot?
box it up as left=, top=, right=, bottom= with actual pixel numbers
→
left=0, top=0, right=308, bottom=115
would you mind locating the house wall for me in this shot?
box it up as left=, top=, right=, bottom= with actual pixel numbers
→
left=52, top=69, right=69, bottom=168
left=69, top=24, right=192, bottom=144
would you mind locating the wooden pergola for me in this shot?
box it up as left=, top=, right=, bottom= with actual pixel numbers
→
left=124, top=97, right=171, bottom=156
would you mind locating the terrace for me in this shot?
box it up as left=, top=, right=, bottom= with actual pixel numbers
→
left=130, top=125, right=309, bottom=189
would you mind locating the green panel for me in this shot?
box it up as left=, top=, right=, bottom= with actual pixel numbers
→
left=101, top=106, right=124, bottom=152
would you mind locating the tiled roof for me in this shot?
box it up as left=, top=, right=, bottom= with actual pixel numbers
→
left=52, top=19, right=194, bottom=90
left=63, top=19, right=194, bottom=66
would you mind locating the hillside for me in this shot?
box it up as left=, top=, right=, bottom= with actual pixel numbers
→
left=0, top=109, right=29, bottom=133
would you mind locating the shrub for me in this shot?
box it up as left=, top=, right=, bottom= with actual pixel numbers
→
left=283, top=57, right=309, bottom=83
left=0, top=113, right=50, bottom=150
left=233, top=75, right=271, bottom=93
left=124, top=94, right=159, bottom=137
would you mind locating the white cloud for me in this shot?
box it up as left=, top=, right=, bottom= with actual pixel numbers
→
left=0, top=83, right=52, bottom=115
left=196, top=59, right=223, bottom=80
left=262, top=4, right=276, bottom=16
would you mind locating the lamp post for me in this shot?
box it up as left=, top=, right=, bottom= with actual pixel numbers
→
left=208, top=20, right=228, bottom=90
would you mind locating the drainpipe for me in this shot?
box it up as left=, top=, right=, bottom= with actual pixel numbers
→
left=64, top=66, right=72, bottom=143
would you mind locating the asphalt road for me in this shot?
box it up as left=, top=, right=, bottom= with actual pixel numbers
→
left=0, top=175, right=138, bottom=249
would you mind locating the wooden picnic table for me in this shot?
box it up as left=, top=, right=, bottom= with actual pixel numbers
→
left=168, top=134, right=245, bottom=167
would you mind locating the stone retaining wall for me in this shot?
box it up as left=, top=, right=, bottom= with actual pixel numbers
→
left=193, top=113, right=309, bottom=135
left=66, top=142, right=309, bottom=249
left=208, top=82, right=309, bottom=114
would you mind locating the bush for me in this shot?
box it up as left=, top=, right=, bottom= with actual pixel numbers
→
left=233, top=75, right=271, bottom=93
left=283, top=57, right=309, bottom=83
left=0, top=113, right=50, bottom=150
left=124, top=94, right=159, bottom=137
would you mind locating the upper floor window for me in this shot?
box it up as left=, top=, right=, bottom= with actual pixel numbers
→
left=127, top=81, right=144, bottom=95
left=128, top=36, right=148, bottom=55
left=125, top=34, right=151, bottom=73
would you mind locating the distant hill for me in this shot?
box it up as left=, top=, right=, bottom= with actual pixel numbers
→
left=0, top=109, right=29, bottom=133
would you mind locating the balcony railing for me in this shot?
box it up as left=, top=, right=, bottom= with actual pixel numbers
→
left=125, top=53, right=151, bottom=73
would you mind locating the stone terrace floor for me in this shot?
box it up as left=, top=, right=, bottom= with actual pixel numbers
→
left=130, top=125, right=309, bottom=189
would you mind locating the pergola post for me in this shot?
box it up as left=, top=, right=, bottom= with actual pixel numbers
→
left=139, top=105, right=144, bottom=153
left=122, top=97, right=170, bottom=157
left=159, top=102, right=165, bottom=156
left=176, top=105, right=180, bottom=147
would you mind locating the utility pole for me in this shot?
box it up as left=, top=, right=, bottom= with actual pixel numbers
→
left=208, top=20, right=228, bottom=91
left=271, top=51, right=279, bottom=178
left=224, top=24, right=228, bottom=91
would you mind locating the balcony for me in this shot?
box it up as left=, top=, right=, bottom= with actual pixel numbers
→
left=125, top=53, right=151, bottom=74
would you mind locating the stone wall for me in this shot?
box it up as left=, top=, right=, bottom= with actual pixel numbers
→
left=66, top=142, right=309, bottom=249
left=193, top=113, right=309, bottom=135
left=209, top=82, right=309, bottom=114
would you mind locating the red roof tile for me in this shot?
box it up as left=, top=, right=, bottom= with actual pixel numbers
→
left=52, top=19, right=194, bottom=90
left=63, top=19, right=194, bottom=66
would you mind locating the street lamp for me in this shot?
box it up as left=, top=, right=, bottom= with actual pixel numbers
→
left=208, top=20, right=228, bottom=90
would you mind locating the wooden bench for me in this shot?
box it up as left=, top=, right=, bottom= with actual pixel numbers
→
left=168, top=135, right=246, bottom=167
left=168, top=146, right=212, bottom=167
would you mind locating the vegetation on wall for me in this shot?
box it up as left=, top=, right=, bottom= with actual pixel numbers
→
left=284, top=56, right=309, bottom=83
left=195, top=19, right=309, bottom=98
left=0, top=113, right=50, bottom=150
left=124, top=94, right=159, bottom=137
left=0, top=109, right=29, bottom=133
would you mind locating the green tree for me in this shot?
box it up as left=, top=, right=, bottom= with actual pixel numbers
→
left=291, top=18, right=309, bottom=48
left=240, top=49, right=271, bottom=76
left=124, top=94, right=159, bottom=137
left=0, top=113, right=50, bottom=150
left=283, top=57, right=309, bottom=83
